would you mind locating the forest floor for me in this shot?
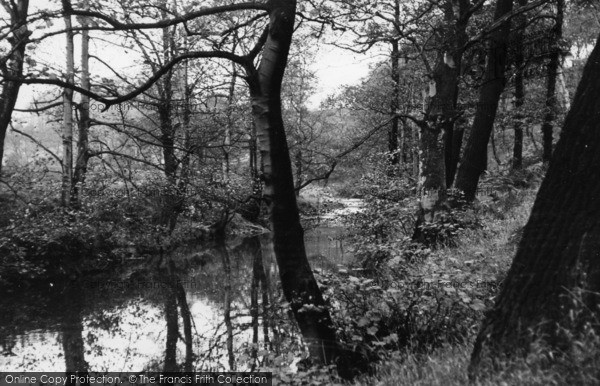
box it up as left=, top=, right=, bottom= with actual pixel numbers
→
left=340, top=179, right=598, bottom=385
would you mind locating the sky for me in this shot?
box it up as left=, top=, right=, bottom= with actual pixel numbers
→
left=13, top=1, right=377, bottom=112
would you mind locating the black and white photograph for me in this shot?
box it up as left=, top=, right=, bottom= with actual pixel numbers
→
left=0, top=0, right=599, bottom=384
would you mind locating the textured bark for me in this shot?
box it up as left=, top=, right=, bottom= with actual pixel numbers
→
left=470, top=33, right=600, bottom=377
left=0, top=0, right=29, bottom=177
left=541, top=0, right=564, bottom=163
left=61, top=7, right=75, bottom=207
left=245, top=0, right=341, bottom=368
left=512, top=0, right=527, bottom=170
left=455, top=0, right=514, bottom=200
left=413, top=0, right=470, bottom=241
left=72, top=0, right=91, bottom=206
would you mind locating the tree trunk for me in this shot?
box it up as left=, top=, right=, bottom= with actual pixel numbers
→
left=541, top=0, right=564, bottom=163
left=72, top=0, right=91, bottom=206
left=469, top=33, right=600, bottom=378
left=557, top=60, right=570, bottom=111
left=0, top=0, right=29, bottom=178
left=244, top=0, right=341, bottom=368
left=389, top=33, right=400, bottom=166
left=413, top=0, right=470, bottom=241
left=61, top=8, right=75, bottom=207
left=294, top=149, right=302, bottom=196
left=455, top=0, right=514, bottom=200
left=512, top=0, right=527, bottom=170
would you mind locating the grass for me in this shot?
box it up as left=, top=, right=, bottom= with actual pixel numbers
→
left=344, top=187, right=596, bottom=385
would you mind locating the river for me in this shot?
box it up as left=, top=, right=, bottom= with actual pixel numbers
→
left=0, top=220, right=354, bottom=372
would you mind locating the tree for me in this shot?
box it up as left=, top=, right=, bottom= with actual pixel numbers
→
left=0, top=0, right=30, bottom=177
left=454, top=0, right=515, bottom=201
left=540, top=0, right=565, bottom=162
left=511, top=0, right=527, bottom=170
left=61, top=1, right=75, bottom=207
left=469, top=32, right=600, bottom=377
left=71, top=0, right=91, bottom=206
left=243, top=0, right=343, bottom=368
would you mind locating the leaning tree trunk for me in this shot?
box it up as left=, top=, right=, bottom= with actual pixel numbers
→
left=0, top=0, right=29, bottom=178
left=455, top=0, right=514, bottom=201
left=469, top=33, right=600, bottom=378
left=540, top=0, right=564, bottom=163
left=245, top=0, right=340, bottom=368
left=61, top=8, right=75, bottom=207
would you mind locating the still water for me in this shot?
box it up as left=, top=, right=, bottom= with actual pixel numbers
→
left=0, top=226, right=351, bottom=372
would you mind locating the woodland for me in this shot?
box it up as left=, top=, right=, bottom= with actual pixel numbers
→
left=1, top=0, right=600, bottom=384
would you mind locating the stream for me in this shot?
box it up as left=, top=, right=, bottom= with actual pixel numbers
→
left=0, top=207, right=358, bottom=372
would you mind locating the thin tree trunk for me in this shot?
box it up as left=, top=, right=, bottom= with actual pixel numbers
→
left=0, top=0, right=29, bottom=178
left=224, top=66, right=236, bottom=181
left=455, top=0, right=514, bottom=200
left=61, top=7, right=75, bottom=207
left=294, top=149, right=302, bottom=196
left=389, top=34, right=400, bottom=166
left=512, top=0, right=527, bottom=170
left=469, top=33, right=600, bottom=378
left=72, top=0, right=91, bottom=206
left=557, top=60, right=570, bottom=111
left=541, top=0, right=564, bottom=163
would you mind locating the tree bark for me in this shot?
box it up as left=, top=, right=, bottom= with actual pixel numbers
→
left=413, top=0, right=470, bottom=241
left=72, top=0, right=91, bottom=206
left=541, top=0, right=564, bottom=163
left=512, top=0, right=527, bottom=170
left=455, top=0, right=514, bottom=200
left=0, top=0, right=29, bottom=178
left=244, top=0, right=341, bottom=368
left=469, top=33, right=600, bottom=378
left=61, top=7, right=75, bottom=207
left=389, top=33, right=400, bottom=166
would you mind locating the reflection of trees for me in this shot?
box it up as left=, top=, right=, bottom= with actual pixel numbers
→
left=163, top=259, right=195, bottom=372
left=60, top=286, right=89, bottom=380
left=218, top=242, right=236, bottom=370
left=249, top=237, right=272, bottom=370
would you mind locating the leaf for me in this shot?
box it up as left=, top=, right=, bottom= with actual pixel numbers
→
left=357, top=317, right=369, bottom=327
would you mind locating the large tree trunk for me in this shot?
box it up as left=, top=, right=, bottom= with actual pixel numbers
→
left=454, top=0, right=514, bottom=201
left=469, top=33, right=600, bottom=378
left=72, top=0, right=91, bottom=206
left=0, top=0, right=29, bottom=178
left=245, top=0, right=340, bottom=368
left=540, top=0, right=564, bottom=163
left=61, top=8, right=75, bottom=207
left=413, top=0, right=469, bottom=242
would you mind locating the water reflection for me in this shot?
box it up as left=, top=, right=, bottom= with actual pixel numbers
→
left=0, top=228, right=350, bottom=372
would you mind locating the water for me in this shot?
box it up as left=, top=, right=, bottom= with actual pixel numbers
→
left=0, top=227, right=352, bottom=372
